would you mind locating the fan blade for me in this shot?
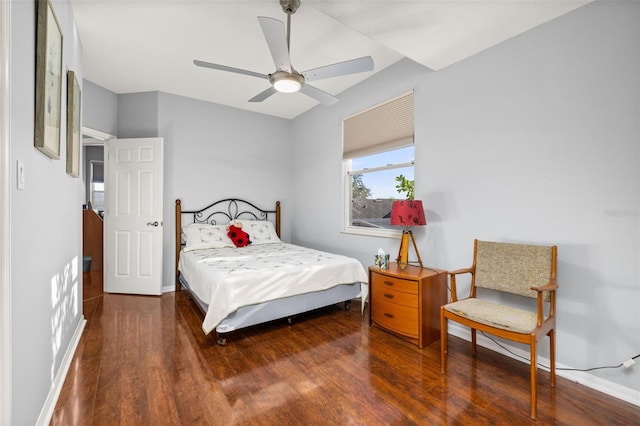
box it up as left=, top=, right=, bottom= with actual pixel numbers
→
left=299, top=84, right=339, bottom=106
left=257, top=16, right=291, bottom=73
left=303, top=56, right=374, bottom=82
left=249, top=86, right=278, bottom=103
left=194, top=59, right=268, bottom=80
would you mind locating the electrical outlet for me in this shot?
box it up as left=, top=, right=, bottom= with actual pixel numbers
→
left=623, top=358, right=636, bottom=368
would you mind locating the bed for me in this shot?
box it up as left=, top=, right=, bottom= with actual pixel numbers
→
left=175, top=198, right=368, bottom=345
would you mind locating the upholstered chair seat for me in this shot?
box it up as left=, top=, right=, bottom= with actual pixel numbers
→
left=443, top=298, right=538, bottom=334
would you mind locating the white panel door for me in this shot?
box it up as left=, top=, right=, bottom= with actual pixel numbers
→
left=104, top=137, right=164, bottom=295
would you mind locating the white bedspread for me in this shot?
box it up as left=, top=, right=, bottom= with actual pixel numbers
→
left=178, top=242, right=368, bottom=334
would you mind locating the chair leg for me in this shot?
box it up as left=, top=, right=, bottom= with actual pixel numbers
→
left=441, top=309, right=448, bottom=373
left=530, top=339, right=538, bottom=420
left=549, top=328, right=556, bottom=387
left=471, top=328, right=477, bottom=357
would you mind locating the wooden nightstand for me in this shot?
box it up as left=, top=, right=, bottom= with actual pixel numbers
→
left=369, top=263, right=447, bottom=348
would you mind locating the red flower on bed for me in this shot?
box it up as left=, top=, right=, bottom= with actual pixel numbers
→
left=227, top=224, right=251, bottom=247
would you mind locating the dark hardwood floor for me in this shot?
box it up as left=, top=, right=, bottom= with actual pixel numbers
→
left=82, top=270, right=103, bottom=302
left=52, top=278, right=639, bottom=425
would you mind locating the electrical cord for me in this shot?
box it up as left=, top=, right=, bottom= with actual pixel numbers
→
left=479, top=331, right=640, bottom=372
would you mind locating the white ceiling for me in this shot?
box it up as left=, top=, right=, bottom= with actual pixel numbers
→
left=71, top=0, right=590, bottom=120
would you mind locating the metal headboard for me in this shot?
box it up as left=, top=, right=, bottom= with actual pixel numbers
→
left=175, top=198, right=281, bottom=291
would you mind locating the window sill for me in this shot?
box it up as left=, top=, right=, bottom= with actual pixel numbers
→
left=341, top=227, right=402, bottom=239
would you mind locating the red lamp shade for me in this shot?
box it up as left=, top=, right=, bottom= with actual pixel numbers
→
left=390, top=200, right=427, bottom=227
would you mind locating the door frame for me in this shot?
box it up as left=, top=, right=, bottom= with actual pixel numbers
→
left=82, top=126, right=113, bottom=211
left=0, top=0, right=12, bottom=422
left=81, top=127, right=112, bottom=297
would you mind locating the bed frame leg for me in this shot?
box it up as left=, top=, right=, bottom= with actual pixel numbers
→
left=344, top=301, right=352, bottom=310
left=216, top=333, right=227, bottom=346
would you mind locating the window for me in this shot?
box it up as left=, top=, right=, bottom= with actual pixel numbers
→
left=90, top=160, right=104, bottom=210
left=347, top=146, right=414, bottom=230
left=343, top=93, right=414, bottom=236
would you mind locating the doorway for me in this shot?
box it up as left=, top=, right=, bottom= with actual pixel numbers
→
left=81, top=128, right=114, bottom=301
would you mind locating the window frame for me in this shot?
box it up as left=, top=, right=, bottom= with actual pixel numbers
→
left=342, top=153, right=414, bottom=238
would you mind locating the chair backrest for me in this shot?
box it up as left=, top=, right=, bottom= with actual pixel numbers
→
left=475, top=240, right=555, bottom=301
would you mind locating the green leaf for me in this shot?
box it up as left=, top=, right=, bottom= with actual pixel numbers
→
left=394, top=174, right=414, bottom=200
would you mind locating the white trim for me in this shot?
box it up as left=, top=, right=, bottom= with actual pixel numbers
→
left=0, top=0, right=12, bottom=423
left=447, top=324, right=640, bottom=408
left=81, top=126, right=115, bottom=142
left=340, top=226, right=401, bottom=239
left=35, top=317, right=86, bottom=426
left=349, top=160, right=414, bottom=175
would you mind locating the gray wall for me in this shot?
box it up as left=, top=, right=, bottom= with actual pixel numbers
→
left=117, top=91, right=292, bottom=291
left=118, top=91, right=159, bottom=138
left=83, top=79, right=117, bottom=135
left=10, top=0, right=85, bottom=423
left=291, top=0, right=639, bottom=394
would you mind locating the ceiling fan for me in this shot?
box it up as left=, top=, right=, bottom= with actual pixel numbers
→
left=193, top=0, right=374, bottom=106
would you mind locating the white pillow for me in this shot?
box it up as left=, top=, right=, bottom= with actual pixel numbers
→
left=236, top=220, right=281, bottom=245
left=182, top=223, right=234, bottom=251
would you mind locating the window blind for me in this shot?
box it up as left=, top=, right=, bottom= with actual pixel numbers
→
left=343, top=92, right=414, bottom=159
left=92, top=162, right=104, bottom=183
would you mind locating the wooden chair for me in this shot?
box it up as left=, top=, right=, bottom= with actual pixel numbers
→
left=440, top=239, right=558, bottom=419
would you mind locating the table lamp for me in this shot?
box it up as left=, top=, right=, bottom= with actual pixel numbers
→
left=390, top=200, right=427, bottom=269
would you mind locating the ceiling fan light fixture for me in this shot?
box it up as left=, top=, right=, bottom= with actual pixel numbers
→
left=270, top=71, right=303, bottom=93
left=274, top=78, right=300, bottom=93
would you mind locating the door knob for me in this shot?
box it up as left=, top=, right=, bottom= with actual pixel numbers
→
left=147, top=221, right=159, bottom=227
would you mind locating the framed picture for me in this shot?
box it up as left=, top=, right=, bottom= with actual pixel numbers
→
left=34, top=0, right=63, bottom=159
left=66, top=70, right=81, bottom=177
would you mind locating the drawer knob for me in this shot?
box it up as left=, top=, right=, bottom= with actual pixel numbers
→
left=384, top=293, right=394, bottom=299
left=384, top=313, right=394, bottom=319
left=383, top=280, right=394, bottom=286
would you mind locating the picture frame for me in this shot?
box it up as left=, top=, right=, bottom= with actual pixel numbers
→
left=34, top=0, right=63, bottom=159
left=66, top=70, right=81, bottom=177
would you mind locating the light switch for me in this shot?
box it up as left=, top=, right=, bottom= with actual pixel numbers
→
left=17, top=161, right=25, bottom=190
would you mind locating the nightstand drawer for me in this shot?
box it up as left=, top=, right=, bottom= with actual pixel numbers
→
left=370, top=273, right=417, bottom=295
left=369, top=263, right=446, bottom=348
left=372, top=296, right=418, bottom=338
left=372, top=284, right=418, bottom=308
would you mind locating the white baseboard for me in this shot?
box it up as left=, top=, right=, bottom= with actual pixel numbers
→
left=36, top=316, right=87, bottom=426
left=447, top=324, right=640, bottom=407
left=162, top=284, right=176, bottom=293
